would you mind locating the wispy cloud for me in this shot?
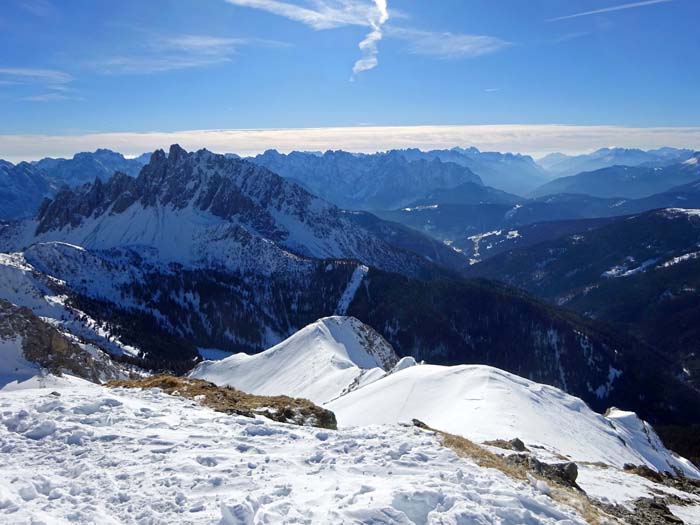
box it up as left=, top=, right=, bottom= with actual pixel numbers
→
left=0, top=67, right=76, bottom=102
left=224, top=0, right=374, bottom=29
left=484, top=88, right=501, bottom=93
left=96, top=33, right=287, bottom=74
left=386, top=27, right=510, bottom=59
left=2, top=124, right=699, bottom=163
left=21, top=93, right=81, bottom=102
left=225, top=0, right=389, bottom=77
left=547, top=0, right=672, bottom=22
left=17, top=0, right=56, bottom=17
left=0, top=67, right=72, bottom=85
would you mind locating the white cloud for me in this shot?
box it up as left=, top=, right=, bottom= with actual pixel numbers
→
left=224, top=0, right=374, bottom=29
left=225, top=0, right=389, bottom=77
left=1, top=124, right=698, bottom=163
left=95, top=33, right=288, bottom=74
left=17, top=0, right=55, bottom=17
left=20, top=93, right=80, bottom=102
left=0, top=68, right=72, bottom=85
left=352, top=0, right=389, bottom=77
left=0, top=67, right=75, bottom=102
left=547, top=0, right=672, bottom=22
left=385, top=27, right=510, bottom=59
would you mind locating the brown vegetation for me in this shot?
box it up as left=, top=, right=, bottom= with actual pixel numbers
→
left=107, top=374, right=337, bottom=429
left=434, top=427, right=616, bottom=525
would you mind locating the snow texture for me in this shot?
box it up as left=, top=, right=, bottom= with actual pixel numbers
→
left=0, top=376, right=591, bottom=524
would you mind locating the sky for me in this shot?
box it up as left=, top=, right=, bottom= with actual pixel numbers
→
left=1, top=0, right=699, bottom=160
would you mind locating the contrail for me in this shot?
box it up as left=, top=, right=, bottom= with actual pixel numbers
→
left=547, top=0, right=672, bottom=22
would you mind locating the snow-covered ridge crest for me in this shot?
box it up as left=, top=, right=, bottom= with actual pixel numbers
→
left=190, top=316, right=399, bottom=404
left=327, top=363, right=700, bottom=479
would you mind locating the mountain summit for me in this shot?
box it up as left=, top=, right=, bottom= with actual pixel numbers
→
left=191, top=316, right=399, bottom=404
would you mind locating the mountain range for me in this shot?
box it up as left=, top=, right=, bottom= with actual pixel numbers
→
left=377, top=160, right=700, bottom=248
left=4, top=142, right=700, bottom=522
left=532, top=153, right=700, bottom=199
left=250, top=149, right=485, bottom=210
left=2, top=145, right=699, bottom=426
left=537, top=147, right=695, bottom=177
left=0, top=149, right=151, bottom=220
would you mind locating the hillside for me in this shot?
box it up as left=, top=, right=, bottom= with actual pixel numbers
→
left=467, top=208, right=700, bottom=388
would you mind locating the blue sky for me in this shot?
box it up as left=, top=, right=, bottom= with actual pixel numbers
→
left=1, top=0, right=699, bottom=159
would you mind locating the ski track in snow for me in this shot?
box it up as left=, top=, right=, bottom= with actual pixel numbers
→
left=0, top=378, right=590, bottom=525
left=334, top=264, right=368, bottom=316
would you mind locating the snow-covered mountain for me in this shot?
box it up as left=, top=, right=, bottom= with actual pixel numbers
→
left=3, top=145, right=700, bottom=428
left=32, top=148, right=149, bottom=187
left=538, top=147, right=695, bottom=177
left=0, top=149, right=152, bottom=220
left=1, top=145, right=432, bottom=276
left=250, top=149, right=485, bottom=209
left=398, top=146, right=551, bottom=196
left=191, top=316, right=399, bottom=404
left=3, top=237, right=700, bottom=425
left=0, top=162, right=55, bottom=220
left=327, top=362, right=700, bottom=478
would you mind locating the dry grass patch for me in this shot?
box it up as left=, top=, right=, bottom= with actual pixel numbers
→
left=107, top=375, right=337, bottom=430
left=436, top=428, right=620, bottom=525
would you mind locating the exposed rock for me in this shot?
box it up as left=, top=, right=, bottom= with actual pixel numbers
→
left=600, top=496, right=687, bottom=525
left=484, top=437, right=529, bottom=452
left=0, top=299, right=127, bottom=383
left=505, top=454, right=580, bottom=490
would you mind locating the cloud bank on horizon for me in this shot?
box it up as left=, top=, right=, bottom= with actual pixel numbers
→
left=2, top=124, right=698, bottom=163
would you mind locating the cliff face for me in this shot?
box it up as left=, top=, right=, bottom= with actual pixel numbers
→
left=0, top=299, right=128, bottom=384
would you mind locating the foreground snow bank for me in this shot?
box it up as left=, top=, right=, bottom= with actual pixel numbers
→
left=0, top=376, right=589, bottom=524
left=327, top=363, right=700, bottom=479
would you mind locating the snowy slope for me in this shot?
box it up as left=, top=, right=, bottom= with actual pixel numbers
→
left=0, top=245, right=143, bottom=357
left=0, top=337, right=39, bottom=389
left=0, top=377, right=591, bottom=524
left=191, top=316, right=399, bottom=404
left=327, top=363, right=700, bottom=478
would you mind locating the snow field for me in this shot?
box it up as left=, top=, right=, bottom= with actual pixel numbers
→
left=0, top=378, right=590, bottom=524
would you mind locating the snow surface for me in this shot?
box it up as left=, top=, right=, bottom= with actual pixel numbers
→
left=576, top=463, right=699, bottom=510
left=0, top=246, right=141, bottom=357
left=334, top=264, right=368, bottom=315
left=669, top=504, right=700, bottom=524
left=327, top=363, right=700, bottom=478
left=658, top=250, right=700, bottom=268
left=0, top=337, right=40, bottom=390
left=662, top=208, right=700, bottom=218
left=191, top=316, right=399, bottom=404
left=0, top=376, right=591, bottom=524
